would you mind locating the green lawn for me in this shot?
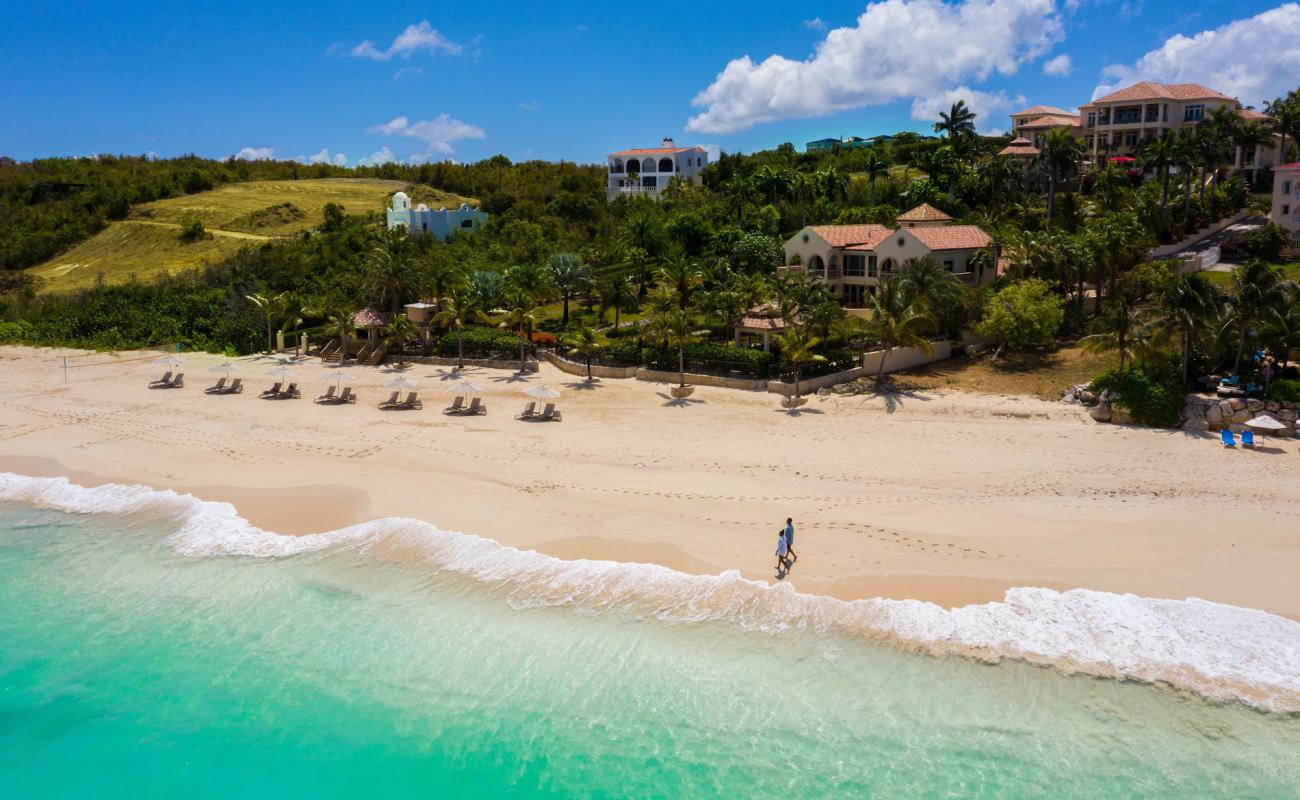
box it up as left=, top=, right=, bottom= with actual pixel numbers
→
left=1204, top=261, right=1300, bottom=287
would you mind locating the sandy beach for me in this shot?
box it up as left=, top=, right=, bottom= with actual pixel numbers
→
left=2, top=344, right=1298, bottom=618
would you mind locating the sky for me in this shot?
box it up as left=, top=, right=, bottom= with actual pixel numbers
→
left=1, top=1, right=1298, bottom=166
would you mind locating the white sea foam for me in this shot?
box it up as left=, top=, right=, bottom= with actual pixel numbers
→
left=3, top=471, right=1299, bottom=714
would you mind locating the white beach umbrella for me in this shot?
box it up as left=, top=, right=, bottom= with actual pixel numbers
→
left=1245, top=414, right=1286, bottom=430
left=384, top=376, right=419, bottom=390
left=523, top=385, right=561, bottom=400
left=155, top=355, right=184, bottom=367
left=208, top=361, right=242, bottom=375
left=321, top=369, right=357, bottom=389
left=266, top=366, right=301, bottom=380
left=446, top=379, right=486, bottom=395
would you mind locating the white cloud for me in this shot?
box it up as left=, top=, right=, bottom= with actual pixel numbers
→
left=393, top=66, right=424, bottom=81
left=804, top=17, right=827, bottom=30
left=518, top=100, right=540, bottom=111
left=686, top=0, right=1063, bottom=134
left=350, top=20, right=462, bottom=61
left=909, top=86, right=1026, bottom=132
left=1043, top=53, right=1072, bottom=76
left=233, top=146, right=275, bottom=161
left=1094, top=4, right=1300, bottom=106
left=296, top=148, right=349, bottom=166
left=369, top=113, right=486, bottom=156
left=356, top=147, right=397, bottom=167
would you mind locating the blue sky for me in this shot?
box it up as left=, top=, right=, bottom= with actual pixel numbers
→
left=1, top=1, right=1297, bottom=165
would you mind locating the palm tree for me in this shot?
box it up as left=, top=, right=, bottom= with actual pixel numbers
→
left=1222, top=260, right=1288, bottom=374
left=656, top=253, right=704, bottom=311
left=497, top=293, right=538, bottom=374
left=1173, top=129, right=1198, bottom=221
left=245, top=291, right=291, bottom=353
left=1232, top=120, right=1276, bottom=181
left=598, top=273, right=638, bottom=330
left=504, top=262, right=555, bottom=343
left=818, top=165, right=850, bottom=204
left=776, top=326, right=827, bottom=398
left=1195, top=108, right=1239, bottom=203
left=752, top=165, right=792, bottom=206
left=1260, top=284, right=1300, bottom=373
left=424, top=260, right=468, bottom=310
left=722, top=174, right=758, bottom=224
left=365, top=231, right=420, bottom=313
left=548, top=252, right=589, bottom=327
left=862, top=150, right=890, bottom=206
left=469, top=269, right=505, bottom=310
left=933, top=99, right=977, bottom=140
left=1265, top=93, right=1299, bottom=165
left=863, top=278, right=937, bottom=384
left=896, top=256, right=967, bottom=337
left=383, top=313, right=420, bottom=366
left=648, top=308, right=707, bottom=388
left=1139, top=133, right=1177, bottom=232
left=1041, top=127, right=1085, bottom=224
left=433, top=287, right=485, bottom=369
left=565, top=326, right=606, bottom=381
left=1153, top=272, right=1221, bottom=389
left=318, top=310, right=356, bottom=366
left=1081, top=292, right=1149, bottom=374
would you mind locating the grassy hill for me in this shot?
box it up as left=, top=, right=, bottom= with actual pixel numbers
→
left=27, top=178, right=470, bottom=293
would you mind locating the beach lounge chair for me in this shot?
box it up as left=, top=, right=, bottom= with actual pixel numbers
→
left=225, top=378, right=243, bottom=394
left=280, top=382, right=300, bottom=399
left=339, top=387, right=355, bottom=404
left=260, top=382, right=283, bottom=398
left=205, top=377, right=227, bottom=394
left=1220, top=429, right=1236, bottom=448
left=444, top=396, right=465, bottom=414
left=169, top=373, right=184, bottom=388
left=150, top=371, right=173, bottom=388
left=537, top=403, right=562, bottom=422
left=464, top=396, right=484, bottom=415
left=316, top=386, right=336, bottom=403
left=515, top=401, right=536, bottom=420
left=1242, top=429, right=1256, bottom=447
left=379, top=391, right=400, bottom=409
left=400, top=392, right=422, bottom=410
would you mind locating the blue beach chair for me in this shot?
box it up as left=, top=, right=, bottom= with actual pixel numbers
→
left=1241, top=429, right=1255, bottom=447
left=1220, top=429, right=1236, bottom=448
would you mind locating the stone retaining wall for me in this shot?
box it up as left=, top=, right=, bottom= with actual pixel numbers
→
left=541, top=351, right=638, bottom=379
left=407, top=355, right=539, bottom=372
left=1180, top=395, right=1299, bottom=434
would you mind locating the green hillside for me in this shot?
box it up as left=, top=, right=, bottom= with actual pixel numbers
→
left=27, top=178, right=469, bottom=292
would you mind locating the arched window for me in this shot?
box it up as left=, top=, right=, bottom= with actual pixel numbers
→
left=808, top=255, right=825, bottom=273
left=610, top=159, right=624, bottom=174
left=658, top=157, right=674, bottom=173
left=626, top=158, right=641, bottom=174
left=882, top=258, right=897, bottom=274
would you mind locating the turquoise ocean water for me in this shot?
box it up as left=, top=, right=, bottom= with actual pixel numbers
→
left=2, top=486, right=1299, bottom=798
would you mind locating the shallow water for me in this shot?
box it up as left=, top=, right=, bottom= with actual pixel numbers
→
left=1, top=498, right=1299, bottom=798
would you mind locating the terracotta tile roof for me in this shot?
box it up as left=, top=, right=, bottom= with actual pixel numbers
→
left=806, top=224, right=892, bottom=248
left=1018, top=114, right=1080, bottom=128
left=907, top=225, right=991, bottom=251
left=1277, top=162, right=1300, bottom=171
left=738, top=315, right=789, bottom=332
left=1083, top=81, right=1235, bottom=107
left=998, top=138, right=1040, bottom=156
left=1012, top=105, right=1073, bottom=117
left=609, top=146, right=706, bottom=157
left=351, top=308, right=392, bottom=328
left=898, top=203, right=954, bottom=222
left=1240, top=108, right=1269, bottom=121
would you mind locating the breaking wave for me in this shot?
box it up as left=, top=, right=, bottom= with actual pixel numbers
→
left=3, top=471, right=1298, bottom=714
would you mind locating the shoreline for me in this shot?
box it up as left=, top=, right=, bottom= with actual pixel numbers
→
left=2, top=345, right=1299, bottom=620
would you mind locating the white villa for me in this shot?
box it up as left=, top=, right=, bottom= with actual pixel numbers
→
left=606, top=138, right=708, bottom=201
left=1272, top=162, right=1300, bottom=245
left=782, top=205, right=996, bottom=307
left=386, top=192, right=488, bottom=240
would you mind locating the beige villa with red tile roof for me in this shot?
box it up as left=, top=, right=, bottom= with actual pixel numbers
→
left=1011, top=82, right=1286, bottom=178
left=781, top=206, right=995, bottom=307
left=606, top=137, right=709, bottom=201
left=1272, top=163, right=1300, bottom=244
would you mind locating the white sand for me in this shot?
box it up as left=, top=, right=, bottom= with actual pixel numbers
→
left=2, top=345, right=1297, bottom=618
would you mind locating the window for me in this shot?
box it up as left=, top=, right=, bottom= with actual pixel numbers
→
left=1284, top=204, right=1291, bottom=216
left=1284, top=180, right=1292, bottom=195
left=1184, top=104, right=1205, bottom=122
left=461, top=219, right=474, bottom=228
left=641, top=176, right=657, bottom=188
left=844, top=254, right=865, bottom=277
left=1124, top=131, right=1137, bottom=147
left=1162, top=104, right=1168, bottom=122
left=943, top=260, right=954, bottom=272
left=1086, top=112, right=1096, bottom=127
left=867, top=255, right=877, bottom=277
left=421, top=222, right=428, bottom=232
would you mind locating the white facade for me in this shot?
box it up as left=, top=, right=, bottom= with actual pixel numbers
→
left=386, top=192, right=488, bottom=240
left=1272, top=164, right=1300, bottom=243
left=606, top=138, right=708, bottom=201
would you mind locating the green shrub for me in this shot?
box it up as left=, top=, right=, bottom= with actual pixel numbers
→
left=976, top=278, right=1064, bottom=351
left=436, top=325, right=531, bottom=355
left=1090, top=367, right=1183, bottom=428
left=1266, top=378, right=1300, bottom=403
left=0, top=320, right=33, bottom=343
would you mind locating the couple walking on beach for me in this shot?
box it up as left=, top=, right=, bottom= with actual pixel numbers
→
left=775, top=518, right=797, bottom=575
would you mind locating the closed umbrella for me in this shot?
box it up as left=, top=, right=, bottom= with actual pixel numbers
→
left=1245, top=414, right=1286, bottom=431
left=523, top=386, right=561, bottom=400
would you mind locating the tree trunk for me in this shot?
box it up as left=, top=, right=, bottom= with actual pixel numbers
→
left=457, top=328, right=465, bottom=369
left=520, top=339, right=527, bottom=374
left=793, top=366, right=802, bottom=399
left=1046, top=176, right=1057, bottom=225
left=678, top=345, right=686, bottom=387
left=562, top=294, right=570, bottom=327
left=1181, top=327, right=1191, bottom=390
left=266, top=319, right=273, bottom=354
left=1161, top=169, right=1171, bottom=230
left=1183, top=174, right=1192, bottom=220
left=877, top=345, right=891, bottom=384
left=338, top=336, right=348, bottom=366
left=1234, top=324, right=1248, bottom=375
left=586, top=356, right=593, bottom=380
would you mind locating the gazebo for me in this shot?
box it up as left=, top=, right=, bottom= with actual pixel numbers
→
left=351, top=308, right=392, bottom=342
left=997, top=137, right=1040, bottom=164
left=736, top=303, right=791, bottom=352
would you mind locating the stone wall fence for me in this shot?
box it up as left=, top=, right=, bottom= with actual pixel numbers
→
left=1180, top=395, right=1299, bottom=435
